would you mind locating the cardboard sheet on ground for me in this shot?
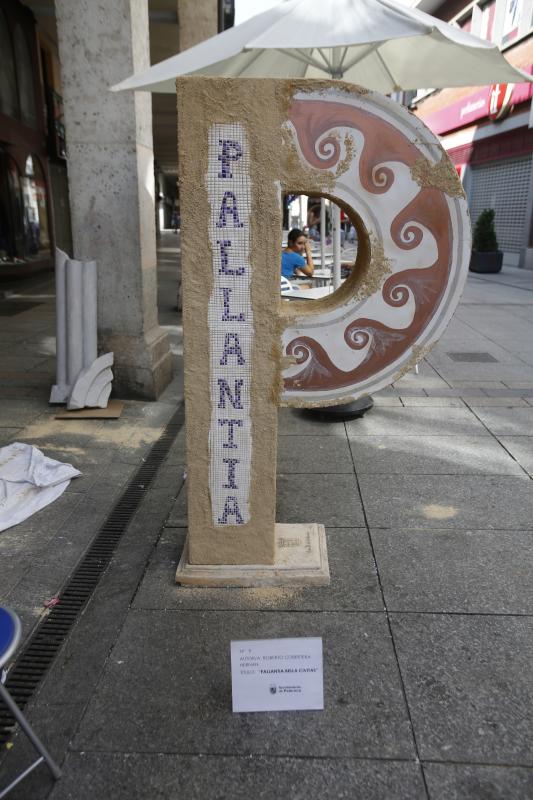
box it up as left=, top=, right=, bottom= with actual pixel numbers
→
left=0, top=443, right=81, bottom=532
left=231, top=637, right=324, bottom=713
left=54, top=399, right=124, bottom=419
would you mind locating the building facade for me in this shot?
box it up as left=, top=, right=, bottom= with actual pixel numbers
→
left=413, top=0, right=533, bottom=269
left=0, top=0, right=69, bottom=277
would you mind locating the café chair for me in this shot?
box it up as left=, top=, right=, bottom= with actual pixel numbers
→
left=0, top=606, right=61, bottom=798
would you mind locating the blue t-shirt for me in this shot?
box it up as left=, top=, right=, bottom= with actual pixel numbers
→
left=281, top=250, right=306, bottom=279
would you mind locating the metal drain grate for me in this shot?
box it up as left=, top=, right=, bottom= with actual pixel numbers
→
left=447, top=352, right=498, bottom=363
left=0, top=402, right=185, bottom=747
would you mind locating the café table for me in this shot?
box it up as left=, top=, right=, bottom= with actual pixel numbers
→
left=281, top=285, right=335, bottom=300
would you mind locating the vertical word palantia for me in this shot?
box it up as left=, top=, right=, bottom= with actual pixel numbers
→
left=207, top=125, right=253, bottom=527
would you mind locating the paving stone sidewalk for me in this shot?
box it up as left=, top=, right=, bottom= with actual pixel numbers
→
left=0, top=247, right=532, bottom=799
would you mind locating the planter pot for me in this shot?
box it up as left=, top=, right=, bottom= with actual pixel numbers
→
left=469, top=250, right=503, bottom=273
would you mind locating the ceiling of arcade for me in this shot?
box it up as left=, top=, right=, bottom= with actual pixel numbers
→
left=25, top=0, right=181, bottom=174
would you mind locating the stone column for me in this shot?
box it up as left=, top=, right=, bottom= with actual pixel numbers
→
left=55, top=0, right=173, bottom=399
left=177, top=0, right=218, bottom=51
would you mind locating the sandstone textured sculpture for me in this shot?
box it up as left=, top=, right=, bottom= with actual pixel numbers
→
left=175, top=78, right=470, bottom=586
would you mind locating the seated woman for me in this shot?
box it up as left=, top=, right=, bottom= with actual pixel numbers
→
left=281, top=229, right=315, bottom=280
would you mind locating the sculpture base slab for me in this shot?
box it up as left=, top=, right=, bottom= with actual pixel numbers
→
left=175, top=523, right=329, bottom=587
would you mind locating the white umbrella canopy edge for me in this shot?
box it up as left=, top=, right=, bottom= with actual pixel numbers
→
left=337, top=31, right=531, bottom=92
left=244, top=0, right=514, bottom=50
left=110, top=0, right=532, bottom=94
left=110, top=0, right=301, bottom=92
left=246, top=0, right=431, bottom=50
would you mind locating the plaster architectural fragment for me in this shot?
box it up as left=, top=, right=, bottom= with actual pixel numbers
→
left=67, top=353, right=114, bottom=411
left=50, top=251, right=103, bottom=405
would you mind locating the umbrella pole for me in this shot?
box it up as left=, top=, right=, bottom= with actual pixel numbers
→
left=330, top=49, right=343, bottom=290
left=320, top=198, right=326, bottom=274
left=332, top=202, right=341, bottom=289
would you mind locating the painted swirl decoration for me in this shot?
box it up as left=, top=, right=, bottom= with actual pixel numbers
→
left=281, top=86, right=470, bottom=405
left=315, top=132, right=340, bottom=165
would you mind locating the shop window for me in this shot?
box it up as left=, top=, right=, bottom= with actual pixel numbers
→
left=21, top=155, right=50, bottom=259
left=0, top=151, right=24, bottom=262
left=480, top=0, right=497, bottom=41
left=0, top=10, right=18, bottom=119
left=459, top=12, right=473, bottom=32
left=501, top=0, right=523, bottom=44
left=0, top=151, right=50, bottom=265
left=13, top=23, right=36, bottom=128
left=452, top=0, right=531, bottom=49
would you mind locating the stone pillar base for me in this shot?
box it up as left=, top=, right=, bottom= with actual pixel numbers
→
left=175, top=524, right=330, bottom=587
left=101, top=325, right=173, bottom=400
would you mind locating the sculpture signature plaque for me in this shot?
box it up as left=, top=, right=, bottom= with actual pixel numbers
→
left=175, top=78, right=470, bottom=586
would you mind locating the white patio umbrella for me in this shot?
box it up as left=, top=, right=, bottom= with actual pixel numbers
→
left=111, top=0, right=530, bottom=94
left=112, top=0, right=530, bottom=287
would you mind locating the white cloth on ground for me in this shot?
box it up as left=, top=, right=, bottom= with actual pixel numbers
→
left=0, top=442, right=81, bottom=532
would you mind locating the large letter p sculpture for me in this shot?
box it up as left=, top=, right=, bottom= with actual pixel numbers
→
left=175, top=78, right=470, bottom=587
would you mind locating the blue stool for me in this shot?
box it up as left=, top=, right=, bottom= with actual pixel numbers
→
left=0, top=607, right=61, bottom=798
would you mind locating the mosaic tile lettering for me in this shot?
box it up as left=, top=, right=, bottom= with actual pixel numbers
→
left=207, top=124, right=253, bottom=527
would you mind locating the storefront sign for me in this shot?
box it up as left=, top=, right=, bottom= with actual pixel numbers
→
left=420, top=71, right=532, bottom=135
left=488, top=83, right=515, bottom=120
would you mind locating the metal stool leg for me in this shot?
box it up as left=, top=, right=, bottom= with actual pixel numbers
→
left=0, top=683, right=61, bottom=799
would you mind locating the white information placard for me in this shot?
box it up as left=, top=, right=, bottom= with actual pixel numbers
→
left=231, top=637, right=324, bottom=713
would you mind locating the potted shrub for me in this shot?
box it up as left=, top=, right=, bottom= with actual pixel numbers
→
left=469, top=208, right=503, bottom=273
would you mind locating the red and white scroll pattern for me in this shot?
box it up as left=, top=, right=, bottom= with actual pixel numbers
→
left=281, top=90, right=470, bottom=404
